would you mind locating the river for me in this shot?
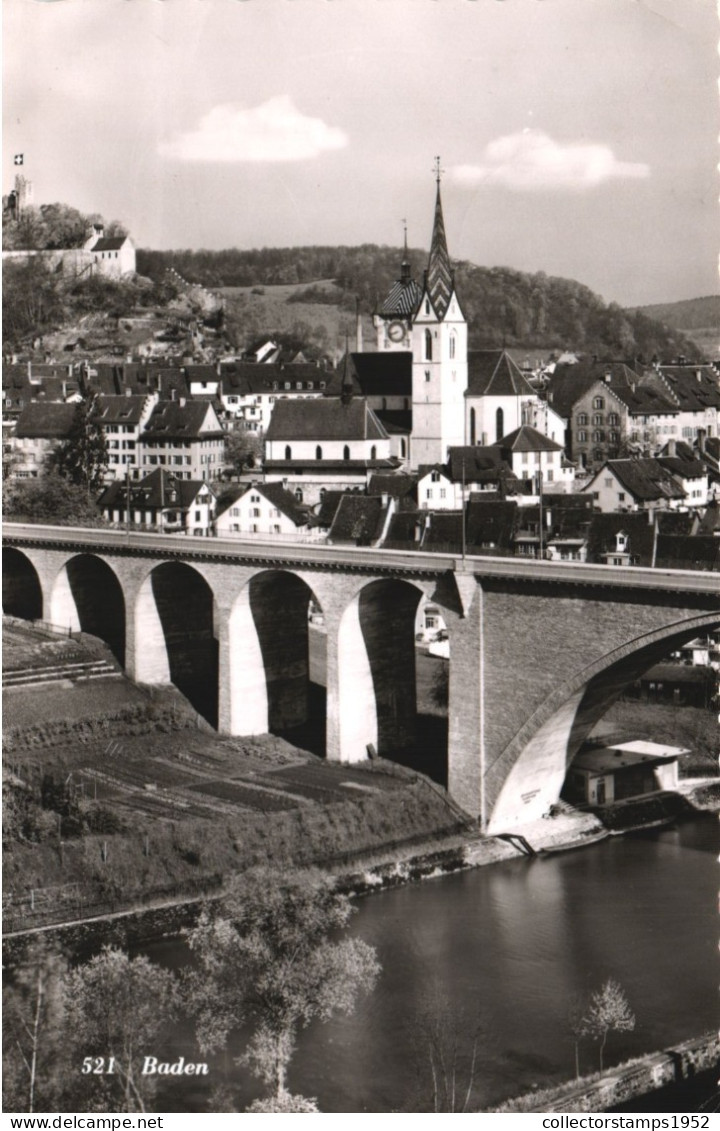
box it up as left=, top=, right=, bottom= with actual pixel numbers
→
left=144, top=813, right=718, bottom=1113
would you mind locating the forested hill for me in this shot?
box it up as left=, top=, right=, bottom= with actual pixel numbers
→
left=137, top=245, right=703, bottom=361
left=630, top=295, right=720, bottom=331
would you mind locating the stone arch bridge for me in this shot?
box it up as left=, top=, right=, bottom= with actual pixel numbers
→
left=4, top=524, right=718, bottom=832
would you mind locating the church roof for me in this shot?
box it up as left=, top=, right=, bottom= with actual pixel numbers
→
left=467, top=350, right=535, bottom=397
left=424, top=181, right=454, bottom=321
left=378, top=278, right=423, bottom=318
left=265, top=396, right=389, bottom=442
left=325, top=353, right=412, bottom=398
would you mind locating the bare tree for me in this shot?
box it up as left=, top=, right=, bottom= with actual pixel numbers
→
left=581, top=978, right=636, bottom=1072
left=408, top=984, right=485, bottom=1112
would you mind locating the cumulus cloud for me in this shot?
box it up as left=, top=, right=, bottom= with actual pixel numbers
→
left=159, top=96, right=348, bottom=163
left=451, top=130, right=650, bottom=190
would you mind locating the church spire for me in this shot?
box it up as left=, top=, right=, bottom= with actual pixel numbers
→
left=425, top=156, right=453, bottom=320
left=400, top=218, right=411, bottom=284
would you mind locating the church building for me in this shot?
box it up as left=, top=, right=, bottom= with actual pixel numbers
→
left=371, top=162, right=468, bottom=470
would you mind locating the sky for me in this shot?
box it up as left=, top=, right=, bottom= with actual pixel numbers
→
left=3, top=0, right=718, bottom=307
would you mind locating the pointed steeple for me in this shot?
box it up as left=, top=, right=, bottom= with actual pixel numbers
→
left=400, top=218, right=411, bottom=284
left=425, top=157, right=454, bottom=320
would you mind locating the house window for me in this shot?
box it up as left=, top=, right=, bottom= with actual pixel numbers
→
left=604, top=478, right=613, bottom=487
left=578, top=431, right=587, bottom=442
left=608, top=413, right=619, bottom=426
left=252, top=507, right=260, bottom=517
left=424, top=330, right=433, bottom=361
left=316, top=445, right=323, bottom=460
left=439, top=488, right=446, bottom=498
left=577, top=413, right=588, bottom=426
left=431, top=471, right=440, bottom=482
left=194, top=510, right=201, bottom=522
left=294, top=488, right=303, bottom=503
left=593, top=397, right=605, bottom=410
left=593, top=414, right=603, bottom=426
left=618, top=492, right=625, bottom=501
left=426, top=489, right=433, bottom=500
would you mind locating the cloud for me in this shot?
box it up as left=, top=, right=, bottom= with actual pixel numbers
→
left=451, top=130, right=650, bottom=190
left=159, top=96, right=348, bottom=163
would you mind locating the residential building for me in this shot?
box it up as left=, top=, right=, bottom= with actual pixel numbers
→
left=92, top=392, right=158, bottom=480
left=11, top=401, right=77, bottom=477
left=98, top=468, right=217, bottom=535
left=138, top=398, right=225, bottom=480
left=215, top=481, right=311, bottom=540
left=583, top=458, right=687, bottom=513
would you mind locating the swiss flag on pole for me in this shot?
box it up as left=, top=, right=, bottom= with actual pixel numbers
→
left=14, top=154, right=23, bottom=165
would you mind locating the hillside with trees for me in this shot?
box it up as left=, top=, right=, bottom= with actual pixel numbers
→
left=631, top=295, right=720, bottom=331
left=137, top=245, right=704, bottom=361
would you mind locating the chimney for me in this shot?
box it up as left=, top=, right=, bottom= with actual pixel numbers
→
left=125, top=386, right=132, bottom=397
left=170, top=388, right=177, bottom=401
left=667, top=438, right=676, bottom=457
left=695, top=369, right=702, bottom=383
left=179, top=396, right=186, bottom=408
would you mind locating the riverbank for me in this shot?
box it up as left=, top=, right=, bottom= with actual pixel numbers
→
left=491, top=1031, right=719, bottom=1113
left=6, top=782, right=716, bottom=961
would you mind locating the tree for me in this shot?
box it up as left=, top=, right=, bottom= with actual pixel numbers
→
left=4, top=472, right=106, bottom=526
left=49, top=399, right=108, bottom=494
left=407, top=985, right=485, bottom=1112
left=2, top=942, right=69, bottom=1113
left=223, top=426, right=264, bottom=475
left=186, top=867, right=380, bottom=1111
left=581, top=978, right=635, bottom=1071
left=65, top=947, right=182, bottom=1113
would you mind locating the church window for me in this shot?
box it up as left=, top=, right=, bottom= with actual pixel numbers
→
left=404, top=398, right=409, bottom=410
left=495, top=407, right=504, bottom=443
left=449, top=333, right=456, bottom=359
left=382, top=398, right=387, bottom=410
left=370, top=445, right=377, bottom=460
left=470, top=407, right=476, bottom=446
left=343, top=445, right=350, bottom=461
left=285, top=445, right=292, bottom=460
left=315, top=445, right=323, bottom=460
left=401, top=438, right=406, bottom=458
left=425, top=370, right=431, bottom=383
left=424, top=330, right=433, bottom=361
left=425, top=299, right=430, bottom=315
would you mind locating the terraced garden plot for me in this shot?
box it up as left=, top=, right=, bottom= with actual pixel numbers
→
left=269, top=763, right=403, bottom=796
left=3, top=623, right=89, bottom=672
left=189, top=779, right=302, bottom=812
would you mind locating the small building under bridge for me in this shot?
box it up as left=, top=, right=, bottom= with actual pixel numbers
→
left=563, top=740, right=685, bottom=806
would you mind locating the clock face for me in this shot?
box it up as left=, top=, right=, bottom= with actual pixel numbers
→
left=388, top=321, right=405, bottom=343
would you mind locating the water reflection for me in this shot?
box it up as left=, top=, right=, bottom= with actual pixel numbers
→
left=143, top=814, right=718, bottom=1113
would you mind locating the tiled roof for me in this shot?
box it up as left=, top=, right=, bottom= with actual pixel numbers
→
left=328, top=495, right=389, bottom=544
left=142, top=399, right=223, bottom=441
left=657, top=455, right=708, bottom=481
left=265, top=397, right=389, bottom=442
left=500, top=425, right=564, bottom=453
left=653, top=365, right=720, bottom=412
left=447, top=445, right=513, bottom=483
left=378, top=278, right=423, bottom=318
left=15, top=401, right=77, bottom=439
left=367, top=472, right=417, bottom=500
left=466, top=350, right=535, bottom=397
left=324, top=353, right=412, bottom=398
left=99, top=468, right=212, bottom=510
left=586, top=513, right=656, bottom=566
left=603, top=458, right=686, bottom=501
left=254, top=481, right=309, bottom=526
left=93, top=394, right=148, bottom=426
left=220, top=362, right=328, bottom=397
left=655, top=535, right=720, bottom=572
left=90, top=236, right=129, bottom=252
left=465, top=499, right=518, bottom=550
left=424, top=182, right=454, bottom=320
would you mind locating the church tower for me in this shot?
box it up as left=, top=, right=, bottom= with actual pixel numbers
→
left=373, top=222, right=422, bottom=351
left=409, top=159, right=468, bottom=470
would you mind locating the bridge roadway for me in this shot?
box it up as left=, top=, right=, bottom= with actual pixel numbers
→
left=4, top=523, right=719, bottom=595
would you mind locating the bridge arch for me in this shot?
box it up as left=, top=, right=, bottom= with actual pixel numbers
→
left=337, top=577, right=425, bottom=763
left=135, top=562, right=219, bottom=726
left=49, top=554, right=126, bottom=664
left=227, top=570, right=326, bottom=752
left=2, top=548, right=43, bottom=621
left=487, top=611, right=720, bottom=832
